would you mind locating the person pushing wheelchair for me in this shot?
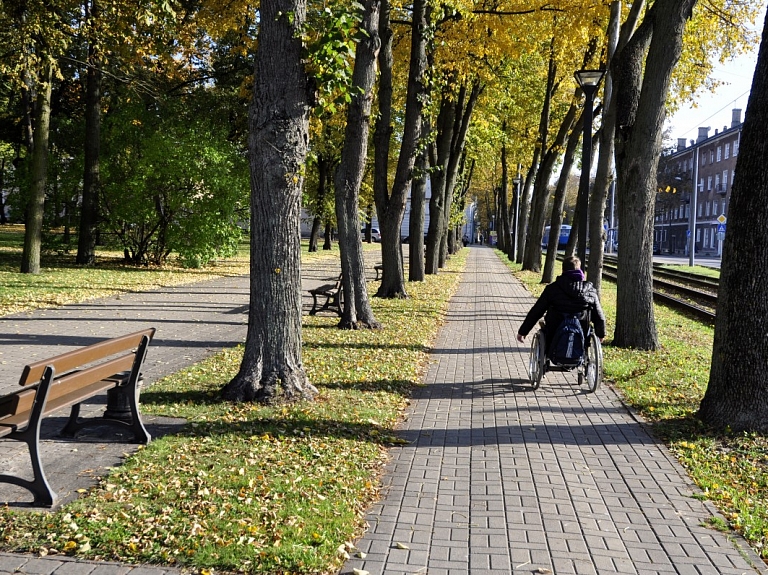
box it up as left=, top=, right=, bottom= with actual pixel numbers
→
left=516, top=255, right=606, bottom=353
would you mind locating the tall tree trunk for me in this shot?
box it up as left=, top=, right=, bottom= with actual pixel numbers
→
left=542, top=110, right=584, bottom=283
left=223, top=0, right=316, bottom=403
left=498, top=150, right=510, bottom=255
left=523, top=100, right=578, bottom=273
left=425, top=94, right=453, bottom=275
left=440, top=82, right=480, bottom=267
left=613, top=0, right=696, bottom=349
left=427, top=82, right=480, bottom=271
left=524, top=38, right=599, bottom=273
left=409, top=147, right=427, bottom=281
left=323, top=222, right=333, bottom=249
left=516, top=147, right=541, bottom=264
left=21, top=61, right=53, bottom=275
left=309, top=215, right=321, bottom=252
left=334, top=0, right=381, bottom=329
left=0, top=158, right=7, bottom=224
left=586, top=0, right=621, bottom=294
left=77, top=0, right=101, bottom=265
left=373, top=0, right=427, bottom=297
left=699, top=12, right=768, bottom=432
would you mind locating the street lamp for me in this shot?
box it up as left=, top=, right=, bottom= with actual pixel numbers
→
left=574, top=68, right=605, bottom=267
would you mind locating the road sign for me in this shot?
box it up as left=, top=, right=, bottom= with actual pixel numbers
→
left=717, top=223, right=726, bottom=233
left=717, top=214, right=727, bottom=224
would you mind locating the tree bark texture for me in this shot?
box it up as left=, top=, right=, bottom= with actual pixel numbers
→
left=515, top=153, right=539, bottom=264
left=585, top=0, right=621, bottom=295
left=373, top=0, right=427, bottom=297
left=334, top=0, right=381, bottom=329
left=409, top=149, right=428, bottom=281
left=440, top=83, right=480, bottom=266
left=542, top=110, right=583, bottom=283
left=498, top=141, right=510, bottom=255
left=222, top=0, right=316, bottom=403
left=21, top=61, right=52, bottom=275
left=612, top=0, right=696, bottom=349
left=425, top=94, right=453, bottom=275
left=699, top=12, right=768, bottom=432
left=309, top=155, right=330, bottom=252
left=77, top=0, right=100, bottom=265
left=523, top=99, right=578, bottom=273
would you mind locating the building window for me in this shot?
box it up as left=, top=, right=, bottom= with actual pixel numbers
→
left=707, top=176, right=712, bottom=190
left=704, top=227, right=710, bottom=248
left=710, top=150, right=715, bottom=163
left=715, top=174, right=720, bottom=190
left=717, top=146, right=722, bottom=161
left=734, top=139, right=739, bottom=156
left=725, top=143, right=730, bottom=159
left=706, top=202, right=711, bottom=216
left=698, top=202, right=703, bottom=217
left=699, top=178, right=704, bottom=192
left=714, top=200, right=719, bottom=215
left=723, top=170, right=728, bottom=188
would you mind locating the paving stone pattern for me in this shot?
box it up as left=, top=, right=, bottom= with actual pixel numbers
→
left=341, top=247, right=767, bottom=575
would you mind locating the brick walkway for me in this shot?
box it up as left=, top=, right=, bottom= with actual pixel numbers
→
left=341, top=246, right=767, bottom=575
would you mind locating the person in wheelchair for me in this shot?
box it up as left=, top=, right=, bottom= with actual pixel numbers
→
left=516, top=255, right=606, bottom=360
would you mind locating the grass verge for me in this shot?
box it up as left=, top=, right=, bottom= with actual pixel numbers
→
left=499, top=250, right=768, bottom=562
left=0, top=224, right=372, bottom=317
left=0, top=247, right=468, bottom=574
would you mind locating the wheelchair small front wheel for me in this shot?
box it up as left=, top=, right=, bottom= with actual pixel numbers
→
left=583, top=332, right=603, bottom=393
left=529, top=331, right=545, bottom=390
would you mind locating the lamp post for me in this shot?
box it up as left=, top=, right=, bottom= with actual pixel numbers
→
left=688, top=147, right=699, bottom=267
left=574, top=69, right=605, bottom=267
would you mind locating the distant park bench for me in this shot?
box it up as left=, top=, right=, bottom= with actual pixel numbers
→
left=0, top=328, right=156, bottom=507
left=374, top=264, right=384, bottom=280
left=309, top=274, right=343, bottom=316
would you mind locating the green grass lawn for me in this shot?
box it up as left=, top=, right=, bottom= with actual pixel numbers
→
left=503, top=252, right=768, bottom=562
left=0, top=226, right=467, bottom=574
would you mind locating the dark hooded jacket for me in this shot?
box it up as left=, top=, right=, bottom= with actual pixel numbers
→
left=518, top=270, right=606, bottom=340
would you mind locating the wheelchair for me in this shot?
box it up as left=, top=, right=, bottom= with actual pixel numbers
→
left=527, top=320, right=603, bottom=392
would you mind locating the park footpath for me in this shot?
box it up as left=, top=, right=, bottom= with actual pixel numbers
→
left=0, top=248, right=765, bottom=575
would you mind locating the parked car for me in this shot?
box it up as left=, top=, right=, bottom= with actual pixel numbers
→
left=361, top=227, right=381, bottom=242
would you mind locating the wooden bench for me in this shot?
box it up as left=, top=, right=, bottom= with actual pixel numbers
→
left=309, top=274, right=343, bottom=316
left=374, top=264, right=384, bottom=280
left=0, top=328, right=156, bottom=507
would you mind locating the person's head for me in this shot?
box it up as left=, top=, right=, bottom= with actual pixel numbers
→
left=562, top=255, right=581, bottom=272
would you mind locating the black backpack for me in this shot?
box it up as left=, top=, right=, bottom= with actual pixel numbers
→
left=550, top=314, right=585, bottom=365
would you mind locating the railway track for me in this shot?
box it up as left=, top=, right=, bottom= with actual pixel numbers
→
left=599, top=256, right=717, bottom=322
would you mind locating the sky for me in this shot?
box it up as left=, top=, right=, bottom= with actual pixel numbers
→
left=664, top=6, right=767, bottom=144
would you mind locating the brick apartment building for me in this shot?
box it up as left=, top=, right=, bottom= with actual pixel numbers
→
left=655, top=108, right=742, bottom=256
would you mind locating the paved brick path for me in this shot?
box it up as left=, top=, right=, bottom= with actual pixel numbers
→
left=341, top=246, right=767, bottom=575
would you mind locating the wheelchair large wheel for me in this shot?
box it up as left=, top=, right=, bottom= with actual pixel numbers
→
left=529, top=331, right=545, bottom=390
left=580, top=332, right=603, bottom=393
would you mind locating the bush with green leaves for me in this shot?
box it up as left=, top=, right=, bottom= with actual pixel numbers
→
left=102, top=100, right=249, bottom=267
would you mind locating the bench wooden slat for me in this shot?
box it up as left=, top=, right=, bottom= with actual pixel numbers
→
left=0, top=328, right=155, bottom=507
left=19, top=329, right=155, bottom=386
